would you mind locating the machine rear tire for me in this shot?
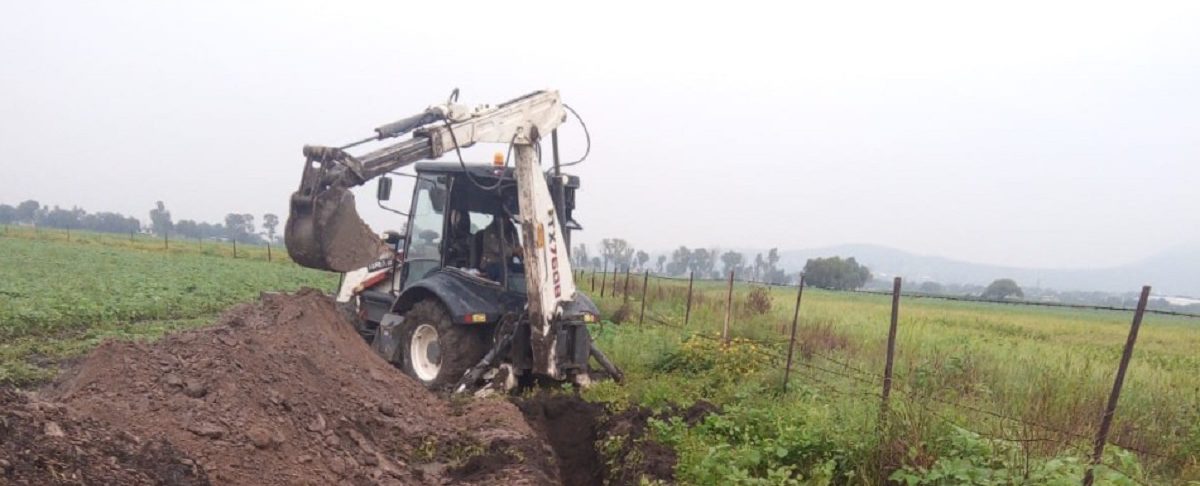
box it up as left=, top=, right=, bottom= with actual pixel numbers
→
left=399, top=300, right=491, bottom=390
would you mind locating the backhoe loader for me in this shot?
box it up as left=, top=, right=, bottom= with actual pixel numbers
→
left=285, top=90, right=620, bottom=392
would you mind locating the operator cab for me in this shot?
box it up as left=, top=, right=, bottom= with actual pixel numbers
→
left=392, top=162, right=582, bottom=296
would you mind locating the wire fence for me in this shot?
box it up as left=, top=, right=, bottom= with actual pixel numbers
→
left=584, top=267, right=1179, bottom=485
left=1, top=224, right=285, bottom=263
left=593, top=268, right=1200, bottom=319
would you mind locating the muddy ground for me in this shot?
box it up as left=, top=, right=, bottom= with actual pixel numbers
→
left=0, top=289, right=694, bottom=485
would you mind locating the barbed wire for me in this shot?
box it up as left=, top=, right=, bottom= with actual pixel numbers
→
left=583, top=270, right=1200, bottom=319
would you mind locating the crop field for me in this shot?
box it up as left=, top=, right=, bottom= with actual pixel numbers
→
left=0, top=229, right=336, bottom=384
left=3, top=230, right=1199, bottom=484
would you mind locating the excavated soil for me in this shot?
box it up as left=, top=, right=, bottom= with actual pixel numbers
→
left=9, top=289, right=556, bottom=485
left=1, top=289, right=706, bottom=485
left=0, top=388, right=209, bottom=485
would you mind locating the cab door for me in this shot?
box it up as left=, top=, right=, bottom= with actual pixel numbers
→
left=399, top=175, right=448, bottom=289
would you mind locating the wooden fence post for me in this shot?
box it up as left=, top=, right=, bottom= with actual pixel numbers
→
left=722, top=270, right=735, bottom=344
left=638, top=271, right=649, bottom=326
left=1082, top=285, right=1151, bottom=486
left=590, top=269, right=596, bottom=292
left=623, top=266, right=632, bottom=300
left=881, top=277, right=902, bottom=418
left=599, top=261, right=608, bottom=298
left=233, top=238, right=238, bottom=258
left=163, top=230, right=168, bottom=250
left=782, top=275, right=806, bottom=392
left=267, top=242, right=272, bottom=262
left=684, top=271, right=695, bottom=328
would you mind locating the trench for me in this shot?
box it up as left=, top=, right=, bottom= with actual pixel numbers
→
left=513, top=393, right=606, bottom=486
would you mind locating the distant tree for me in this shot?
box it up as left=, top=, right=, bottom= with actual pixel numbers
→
left=803, top=256, right=872, bottom=290
left=656, top=255, right=666, bottom=274
left=0, top=204, right=14, bottom=225
left=763, top=248, right=788, bottom=284
left=720, top=251, right=745, bottom=276
left=15, top=200, right=39, bottom=223
left=572, top=243, right=589, bottom=268
left=691, top=248, right=714, bottom=277
left=175, top=219, right=200, bottom=239
left=225, top=213, right=249, bottom=241
left=601, top=238, right=634, bottom=270
left=981, top=279, right=1024, bottom=300
left=241, top=213, right=255, bottom=235
left=918, top=281, right=944, bottom=294
left=591, top=257, right=602, bottom=269
left=636, top=250, right=649, bottom=270
left=42, top=206, right=82, bottom=229
left=149, top=201, right=172, bottom=235
left=666, top=246, right=691, bottom=275
left=752, top=253, right=765, bottom=281
left=262, top=213, right=280, bottom=242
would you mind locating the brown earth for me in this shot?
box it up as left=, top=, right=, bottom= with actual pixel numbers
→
left=0, top=387, right=209, bottom=485
left=12, top=289, right=556, bottom=485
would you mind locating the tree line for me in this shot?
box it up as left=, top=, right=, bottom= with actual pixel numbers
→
left=570, top=238, right=874, bottom=290
left=0, top=199, right=280, bottom=245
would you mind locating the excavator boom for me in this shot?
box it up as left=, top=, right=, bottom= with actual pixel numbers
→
left=284, top=90, right=567, bottom=273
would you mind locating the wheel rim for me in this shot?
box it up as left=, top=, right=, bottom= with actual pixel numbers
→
left=410, top=323, right=441, bottom=382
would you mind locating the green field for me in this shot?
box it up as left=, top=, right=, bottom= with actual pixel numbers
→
left=0, top=229, right=337, bottom=384
left=2, top=229, right=1198, bottom=484
left=584, top=274, right=1200, bottom=484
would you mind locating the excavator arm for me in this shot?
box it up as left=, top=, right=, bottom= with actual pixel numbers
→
left=284, top=90, right=568, bottom=272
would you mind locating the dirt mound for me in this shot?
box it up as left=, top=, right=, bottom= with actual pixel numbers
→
left=42, top=289, right=556, bottom=485
left=0, top=387, right=208, bottom=485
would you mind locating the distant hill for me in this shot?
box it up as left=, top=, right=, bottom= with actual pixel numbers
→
left=772, top=243, right=1200, bottom=297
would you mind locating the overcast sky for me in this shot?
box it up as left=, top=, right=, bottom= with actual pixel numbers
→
left=1, top=1, right=1197, bottom=269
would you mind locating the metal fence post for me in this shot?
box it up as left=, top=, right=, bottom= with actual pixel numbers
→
left=722, top=270, right=735, bottom=344
left=1083, top=285, right=1151, bottom=486
left=684, top=271, right=695, bottom=328
left=782, top=275, right=806, bottom=392
left=638, top=271, right=649, bottom=326
left=881, top=277, right=902, bottom=418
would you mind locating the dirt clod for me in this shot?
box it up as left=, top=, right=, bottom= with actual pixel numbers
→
left=183, top=379, right=207, bottom=398
left=247, top=426, right=274, bottom=449
left=43, top=420, right=65, bottom=437
left=186, top=421, right=227, bottom=439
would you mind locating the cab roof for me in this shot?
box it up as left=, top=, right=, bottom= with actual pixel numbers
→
left=413, top=162, right=580, bottom=188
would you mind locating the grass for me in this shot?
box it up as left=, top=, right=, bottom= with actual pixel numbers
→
left=4, top=227, right=1198, bottom=483
left=583, top=272, right=1200, bottom=484
left=0, top=230, right=336, bottom=384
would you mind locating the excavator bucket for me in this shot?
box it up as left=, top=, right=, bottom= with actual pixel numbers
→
left=285, top=186, right=389, bottom=273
